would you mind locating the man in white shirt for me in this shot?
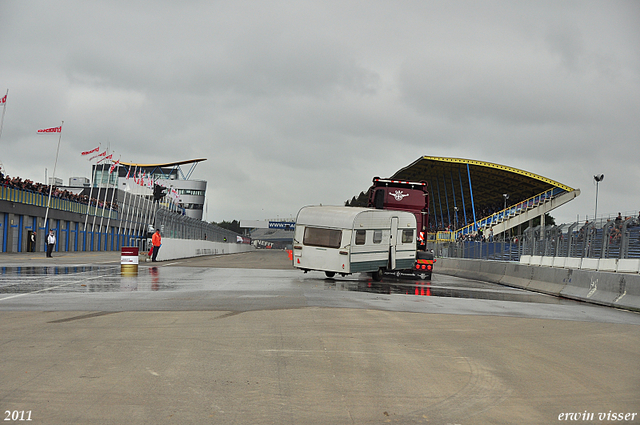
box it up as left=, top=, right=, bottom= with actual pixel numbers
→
left=46, top=229, right=56, bottom=258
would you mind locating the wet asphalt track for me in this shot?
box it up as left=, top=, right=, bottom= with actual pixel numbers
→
left=0, top=251, right=639, bottom=424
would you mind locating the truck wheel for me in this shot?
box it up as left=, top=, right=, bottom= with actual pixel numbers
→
left=325, top=271, right=336, bottom=278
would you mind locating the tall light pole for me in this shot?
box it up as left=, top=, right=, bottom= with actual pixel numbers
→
left=454, top=206, right=458, bottom=231
left=594, top=174, right=604, bottom=223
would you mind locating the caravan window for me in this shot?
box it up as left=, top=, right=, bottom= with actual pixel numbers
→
left=373, top=230, right=383, bottom=244
left=303, top=227, right=342, bottom=249
left=402, top=229, right=414, bottom=244
left=355, top=230, right=366, bottom=245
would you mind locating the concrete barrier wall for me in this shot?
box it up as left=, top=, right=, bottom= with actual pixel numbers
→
left=519, top=255, right=640, bottom=274
left=154, top=239, right=255, bottom=262
left=437, top=257, right=640, bottom=312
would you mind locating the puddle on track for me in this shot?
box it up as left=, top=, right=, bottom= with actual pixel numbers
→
left=0, top=265, right=177, bottom=293
left=323, top=278, right=575, bottom=305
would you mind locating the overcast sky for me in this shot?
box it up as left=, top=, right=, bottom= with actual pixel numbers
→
left=1, top=1, right=638, bottom=224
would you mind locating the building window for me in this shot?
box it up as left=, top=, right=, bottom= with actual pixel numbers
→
left=178, top=189, right=205, bottom=196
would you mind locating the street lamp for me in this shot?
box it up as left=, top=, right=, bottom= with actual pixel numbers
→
left=454, top=206, right=458, bottom=231
left=594, top=174, right=604, bottom=223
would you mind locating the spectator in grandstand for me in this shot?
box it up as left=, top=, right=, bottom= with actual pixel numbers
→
left=578, top=220, right=590, bottom=241
left=610, top=225, right=622, bottom=244
left=1, top=172, right=119, bottom=210
left=615, top=212, right=623, bottom=227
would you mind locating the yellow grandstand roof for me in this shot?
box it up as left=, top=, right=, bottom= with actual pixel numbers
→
left=390, top=156, right=575, bottom=212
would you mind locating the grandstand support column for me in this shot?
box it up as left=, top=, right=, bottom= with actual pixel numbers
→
left=540, top=213, right=545, bottom=241
left=436, top=177, right=444, bottom=229
left=458, top=166, right=468, bottom=227
left=466, top=164, right=477, bottom=232
left=442, top=174, right=451, bottom=229
left=450, top=171, right=458, bottom=229
left=430, top=183, right=438, bottom=230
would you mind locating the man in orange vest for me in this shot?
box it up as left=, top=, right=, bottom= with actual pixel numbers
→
left=151, top=229, right=162, bottom=262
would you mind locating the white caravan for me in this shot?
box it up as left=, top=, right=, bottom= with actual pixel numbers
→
left=292, top=206, right=417, bottom=279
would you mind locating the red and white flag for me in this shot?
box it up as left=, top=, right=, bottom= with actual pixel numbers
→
left=37, top=126, right=62, bottom=133
left=81, top=147, right=99, bottom=156
left=88, top=150, right=105, bottom=161
left=0, top=94, right=6, bottom=104
left=97, top=153, right=113, bottom=163
left=109, top=160, right=120, bottom=174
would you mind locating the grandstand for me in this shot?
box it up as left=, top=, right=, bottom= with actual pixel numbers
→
left=387, top=156, right=580, bottom=239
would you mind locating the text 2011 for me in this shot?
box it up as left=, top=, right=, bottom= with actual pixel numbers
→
left=4, top=411, right=32, bottom=421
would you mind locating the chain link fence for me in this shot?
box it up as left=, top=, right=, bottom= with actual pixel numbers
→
left=430, top=217, right=640, bottom=261
left=154, top=208, right=241, bottom=243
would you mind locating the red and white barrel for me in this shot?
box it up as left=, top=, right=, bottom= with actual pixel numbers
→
left=121, top=246, right=139, bottom=276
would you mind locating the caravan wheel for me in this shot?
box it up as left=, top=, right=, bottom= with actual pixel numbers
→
left=325, top=271, right=336, bottom=278
left=371, top=268, right=383, bottom=282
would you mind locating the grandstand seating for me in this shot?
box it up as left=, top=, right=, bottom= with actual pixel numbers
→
left=455, top=187, right=567, bottom=238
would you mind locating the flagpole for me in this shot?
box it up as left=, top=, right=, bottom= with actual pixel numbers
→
left=117, top=179, right=128, bottom=248
left=131, top=173, right=143, bottom=246
left=90, top=162, right=103, bottom=246
left=104, top=157, right=119, bottom=249
left=125, top=166, right=138, bottom=245
left=116, top=164, right=130, bottom=248
left=83, top=149, right=99, bottom=249
left=140, top=179, right=152, bottom=242
left=98, top=158, right=112, bottom=246
left=43, top=121, right=63, bottom=230
left=0, top=89, right=8, bottom=142
left=125, top=166, right=139, bottom=245
left=90, top=150, right=112, bottom=245
left=141, top=191, right=150, bottom=243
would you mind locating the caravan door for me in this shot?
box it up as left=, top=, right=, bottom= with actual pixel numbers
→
left=390, top=217, right=398, bottom=269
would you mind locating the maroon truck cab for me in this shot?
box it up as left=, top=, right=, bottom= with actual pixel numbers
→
left=367, top=177, right=429, bottom=250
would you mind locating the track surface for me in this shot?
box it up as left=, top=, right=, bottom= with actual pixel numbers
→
left=0, top=250, right=638, bottom=424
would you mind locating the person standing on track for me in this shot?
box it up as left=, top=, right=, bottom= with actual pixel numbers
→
left=46, top=229, right=56, bottom=258
left=151, top=229, right=162, bottom=262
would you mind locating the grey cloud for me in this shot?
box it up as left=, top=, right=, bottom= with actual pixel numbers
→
left=1, top=1, right=639, bottom=223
